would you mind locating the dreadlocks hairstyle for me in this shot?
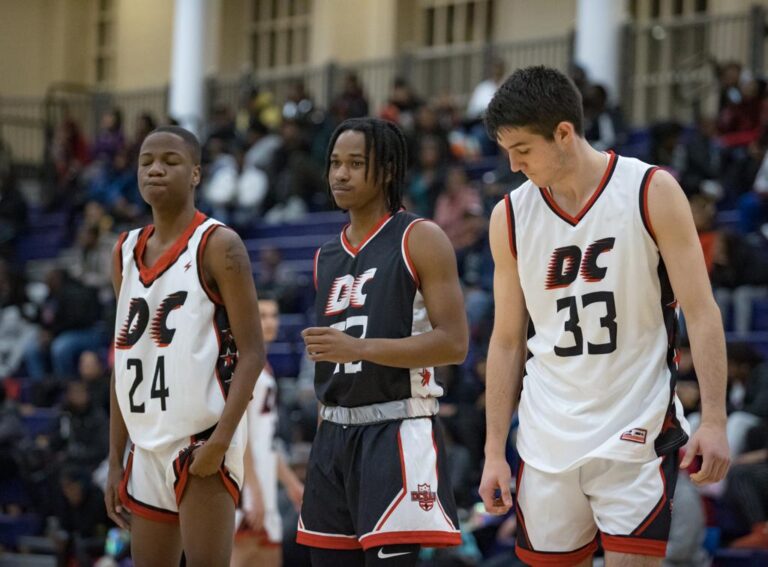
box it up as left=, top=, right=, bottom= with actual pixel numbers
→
left=484, top=65, right=584, bottom=142
left=324, top=117, right=408, bottom=214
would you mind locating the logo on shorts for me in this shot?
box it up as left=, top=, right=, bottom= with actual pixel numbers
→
left=411, top=483, right=436, bottom=511
left=620, top=427, right=647, bottom=444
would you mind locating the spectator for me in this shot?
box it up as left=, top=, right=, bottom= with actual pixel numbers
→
left=52, top=466, right=110, bottom=565
left=90, top=108, right=125, bottom=165
left=77, top=350, right=109, bottom=412
left=405, top=135, right=447, bottom=217
left=433, top=166, right=485, bottom=252
left=264, top=119, right=326, bottom=220
left=0, top=142, right=28, bottom=260
left=330, top=72, right=369, bottom=120
left=583, top=83, right=625, bottom=151
left=48, top=118, right=89, bottom=208
left=724, top=422, right=768, bottom=548
left=255, top=246, right=302, bottom=314
left=466, top=58, right=506, bottom=121
left=55, top=381, right=109, bottom=469
left=243, top=120, right=282, bottom=172
left=23, top=268, right=104, bottom=380
left=0, top=384, right=23, bottom=482
left=379, top=77, right=424, bottom=132
left=126, top=112, right=157, bottom=167
left=680, top=116, right=723, bottom=198
left=0, top=260, right=37, bottom=378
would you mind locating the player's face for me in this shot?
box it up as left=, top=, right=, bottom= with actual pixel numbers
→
left=328, top=130, right=382, bottom=211
left=258, top=299, right=279, bottom=344
left=496, top=125, right=566, bottom=188
left=138, top=132, right=200, bottom=208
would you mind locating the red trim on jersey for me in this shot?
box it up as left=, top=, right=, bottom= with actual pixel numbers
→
left=296, top=530, right=362, bottom=549
left=360, top=530, right=461, bottom=549
left=313, top=247, right=321, bottom=290
left=197, top=223, right=225, bottom=305
left=402, top=219, right=427, bottom=287
left=516, top=539, right=598, bottom=566
left=601, top=534, right=667, bottom=557
left=374, top=429, right=408, bottom=531
left=340, top=212, right=392, bottom=256
left=134, top=210, right=207, bottom=286
left=538, top=151, right=617, bottom=226
left=119, top=449, right=179, bottom=524
left=641, top=167, right=660, bottom=241
left=504, top=193, right=517, bottom=258
left=114, top=231, right=128, bottom=284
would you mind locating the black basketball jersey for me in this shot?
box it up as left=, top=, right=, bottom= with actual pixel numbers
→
left=313, top=211, right=445, bottom=407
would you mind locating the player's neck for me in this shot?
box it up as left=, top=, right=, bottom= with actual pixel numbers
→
left=346, top=200, right=391, bottom=247
left=548, top=142, right=609, bottom=203
left=150, top=205, right=198, bottom=246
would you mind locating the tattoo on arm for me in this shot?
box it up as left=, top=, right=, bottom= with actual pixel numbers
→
left=224, top=244, right=249, bottom=274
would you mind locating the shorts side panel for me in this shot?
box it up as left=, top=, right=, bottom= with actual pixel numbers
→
left=357, top=417, right=461, bottom=549
left=515, top=459, right=597, bottom=556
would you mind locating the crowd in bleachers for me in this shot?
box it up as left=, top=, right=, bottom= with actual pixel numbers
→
left=0, top=59, right=767, bottom=566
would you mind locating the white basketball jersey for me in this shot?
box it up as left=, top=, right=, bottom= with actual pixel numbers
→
left=507, top=152, right=689, bottom=473
left=114, top=212, right=242, bottom=451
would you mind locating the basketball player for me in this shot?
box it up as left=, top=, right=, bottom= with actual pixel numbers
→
left=478, top=66, right=730, bottom=566
left=297, top=117, right=468, bottom=566
left=104, top=126, right=265, bottom=567
left=232, top=297, right=304, bottom=567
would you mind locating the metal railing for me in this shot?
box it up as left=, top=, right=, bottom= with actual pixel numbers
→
left=621, top=7, right=767, bottom=126
left=3, top=5, right=767, bottom=168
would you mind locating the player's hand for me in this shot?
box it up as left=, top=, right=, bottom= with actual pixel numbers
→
left=479, top=457, right=513, bottom=515
left=189, top=441, right=227, bottom=477
left=245, top=488, right=266, bottom=532
left=302, top=327, right=361, bottom=363
left=104, top=463, right=131, bottom=530
left=680, top=421, right=730, bottom=484
left=286, top=479, right=304, bottom=511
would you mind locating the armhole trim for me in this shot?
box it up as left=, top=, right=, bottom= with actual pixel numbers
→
left=504, top=193, right=517, bottom=258
left=402, top=218, right=428, bottom=287
left=197, top=224, right=225, bottom=305
left=639, top=167, right=660, bottom=243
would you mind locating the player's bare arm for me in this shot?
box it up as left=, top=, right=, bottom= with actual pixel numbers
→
left=302, top=221, right=468, bottom=368
left=479, top=200, right=529, bottom=515
left=242, top=441, right=266, bottom=531
left=106, top=238, right=131, bottom=529
left=277, top=451, right=304, bottom=510
left=191, top=227, right=265, bottom=476
left=648, top=170, right=730, bottom=484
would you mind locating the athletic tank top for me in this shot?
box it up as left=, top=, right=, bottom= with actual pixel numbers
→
left=114, top=211, right=239, bottom=450
left=507, top=152, right=689, bottom=472
left=313, top=211, right=443, bottom=407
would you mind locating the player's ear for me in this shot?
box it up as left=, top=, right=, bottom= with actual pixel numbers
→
left=554, top=121, right=575, bottom=145
left=191, top=164, right=201, bottom=189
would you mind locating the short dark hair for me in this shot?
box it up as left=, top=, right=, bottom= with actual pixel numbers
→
left=325, top=117, right=407, bottom=214
left=484, top=65, right=584, bottom=141
left=147, top=125, right=202, bottom=164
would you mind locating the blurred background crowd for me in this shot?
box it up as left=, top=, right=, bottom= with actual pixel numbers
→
left=2, top=0, right=768, bottom=565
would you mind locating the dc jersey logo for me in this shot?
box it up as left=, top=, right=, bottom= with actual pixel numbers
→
left=546, top=237, right=615, bottom=290
left=325, top=268, right=377, bottom=315
left=116, top=291, right=188, bottom=349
